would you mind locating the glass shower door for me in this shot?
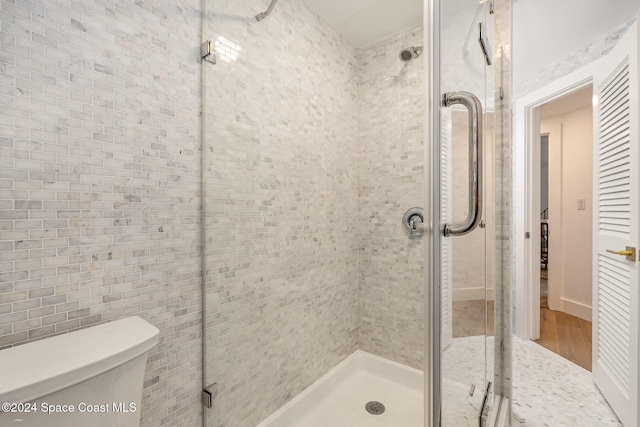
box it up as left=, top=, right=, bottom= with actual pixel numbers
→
left=436, top=0, right=496, bottom=424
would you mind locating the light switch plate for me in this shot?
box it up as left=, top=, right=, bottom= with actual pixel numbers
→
left=577, top=198, right=586, bottom=210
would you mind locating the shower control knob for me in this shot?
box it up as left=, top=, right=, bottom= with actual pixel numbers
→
left=402, top=207, right=425, bottom=238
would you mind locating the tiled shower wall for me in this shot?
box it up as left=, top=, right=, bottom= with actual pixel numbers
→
left=0, top=1, right=202, bottom=426
left=203, top=1, right=359, bottom=426
left=356, top=27, right=425, bottom=370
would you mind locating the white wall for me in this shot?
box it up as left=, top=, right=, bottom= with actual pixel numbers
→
left=540, top=136, right=549, bottom=213
left=513, top=0, right=640, bottom=91
left=540, top=106, right=593, bottom=320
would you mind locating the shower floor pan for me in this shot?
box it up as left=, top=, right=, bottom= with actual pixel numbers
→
left=255, top=350, right=424, bottom=427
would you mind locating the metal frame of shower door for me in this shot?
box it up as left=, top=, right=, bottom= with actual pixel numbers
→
left=424, top=0, right=441, bottom=426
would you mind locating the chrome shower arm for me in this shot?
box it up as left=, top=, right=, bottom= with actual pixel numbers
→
left=255, top=0, right=280, bottom=21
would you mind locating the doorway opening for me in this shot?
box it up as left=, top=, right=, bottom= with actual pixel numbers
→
left=514, top=28, right=640, bottom=422
left=530, top=85, right=594, bottom=371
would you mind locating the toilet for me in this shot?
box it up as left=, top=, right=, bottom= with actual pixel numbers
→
left=0, top=316, right=159, bottom=427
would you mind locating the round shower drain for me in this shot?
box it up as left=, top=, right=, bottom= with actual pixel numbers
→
left=365, top=401, right=385, bottom=415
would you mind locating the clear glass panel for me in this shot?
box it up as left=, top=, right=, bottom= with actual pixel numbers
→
left=201, top=0, right=509, bottom=425
left=202, top=2, right=426, bottom=427
left=440, top=0, right=495, bottom=424
left=491, top=0, right=512, bottom=416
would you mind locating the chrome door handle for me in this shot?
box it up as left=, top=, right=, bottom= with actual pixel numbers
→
left=441, top=91, right=483, bottom=237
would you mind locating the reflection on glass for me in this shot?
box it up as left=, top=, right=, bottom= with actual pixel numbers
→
left=440, top=0, right=496, bottom=424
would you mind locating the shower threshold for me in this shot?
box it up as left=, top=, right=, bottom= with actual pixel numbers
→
left=255, top=350, right=424, bottom=427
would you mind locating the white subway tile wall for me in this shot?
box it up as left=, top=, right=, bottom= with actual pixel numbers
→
left=0, top=1, right=202, bottom=426
left=203, top=0, right=359, bottom=426
left=356, top=27, right=425, bottom=369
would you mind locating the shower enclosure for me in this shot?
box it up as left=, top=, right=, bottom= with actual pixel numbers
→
left=429, top=0, right=511, bottom=424
left=201, top=0, right=511, bottom=425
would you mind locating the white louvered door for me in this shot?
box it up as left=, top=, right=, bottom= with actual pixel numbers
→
left=592, top=21, right=639, bottom=427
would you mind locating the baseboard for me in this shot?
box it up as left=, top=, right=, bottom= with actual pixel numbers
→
left=453, top=287, right=495, bottom=301
left=560, top=297, right=592, bottom=321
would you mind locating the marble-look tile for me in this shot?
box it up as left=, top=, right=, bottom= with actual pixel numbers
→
left=203, top=1, right=359, bottom=426
left=0, top=2, right=203, bottom=426
left=442, top=335, right=621, bottom=426
left=356, top=26, right=425, bottom=371
left=442, top=336, right=491, bottom=425
left=512, top=336, right=621, bottom=427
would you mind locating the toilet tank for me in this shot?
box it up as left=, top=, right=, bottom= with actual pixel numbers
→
left=0, top=316, right=159, bottom=427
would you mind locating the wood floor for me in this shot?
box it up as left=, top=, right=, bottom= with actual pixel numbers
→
left=535, top=291, right=593, bottom=370
left=535, top=269, right=592, bottom=370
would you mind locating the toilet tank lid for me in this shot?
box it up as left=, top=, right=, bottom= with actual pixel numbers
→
left=0, top=316, right=159, bottom=403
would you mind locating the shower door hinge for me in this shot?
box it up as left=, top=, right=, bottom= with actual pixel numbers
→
left=478, top=22, right=493, bottom=66
left=201, top=40, right=217, bottom=64
left=479, top=381, right=493, bottom=426
left=202, top=383, right=218, bottom=409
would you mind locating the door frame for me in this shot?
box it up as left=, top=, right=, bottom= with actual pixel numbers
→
left=514, top=59, right=603, bottom=339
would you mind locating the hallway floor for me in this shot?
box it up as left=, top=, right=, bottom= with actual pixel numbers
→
left=537, top=270, right=592, bottom=370
left=535, top=306, right=592, bottom=370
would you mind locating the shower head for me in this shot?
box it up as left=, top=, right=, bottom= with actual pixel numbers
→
left=399, top=46, right=423, bottom=63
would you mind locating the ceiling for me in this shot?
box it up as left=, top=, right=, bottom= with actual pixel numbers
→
left=303, top=0, right=640, bottom=84
left=304, top=0, right=423, bottom=47
left=539, top=85, right=592, bottom=119
left=513, top=0, right=640, bottom=84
